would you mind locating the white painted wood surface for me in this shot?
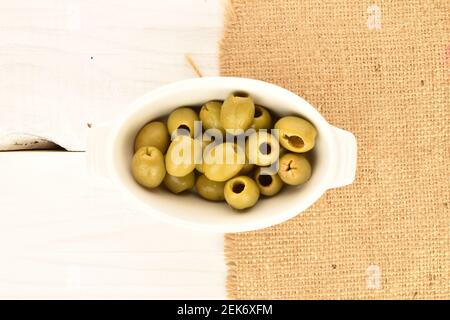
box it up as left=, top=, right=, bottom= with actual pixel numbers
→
left=0, top=0, right=223, bottom=151
left=0, top=0, right=227, bottom=299
left=0, top=152, right=226, bottom=299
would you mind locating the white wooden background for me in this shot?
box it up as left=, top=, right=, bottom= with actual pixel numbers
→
left=0, top=0, right=226, bottom=299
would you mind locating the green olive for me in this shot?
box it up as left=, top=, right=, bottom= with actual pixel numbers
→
left=134, top=121, right=169, bottom=153
left=195, top=174, right=225, bottom=201
left=131, top=146, right=166, bottom=188
left=164, top=171, right=195, bottom=194
left=203, top=142, right=245, bottom=182
left=195, top=163, right=205, bottom=173
left=167, top=107, right=199, bottom=138
left=251, top=105, right=272, bottom=130
left=220, top=92, right=255, bottom=134
left=200, top=101, right=224, bottom=133
left=274, top=116, right=317, bottom=152
left=278, top=153, right=311, bottom=185
left=195, top=136, right=215, bottom=173
left=165, top=135, right=196, bottom=177
left=279, top=146, right=288, bottom=158
left=245, top=131, right=280, bottom=166
left=254, top=167, right=283, bottom=196
left=239, top=161, right=254, bottom=175
left=224, top=176, right=260, bottom=210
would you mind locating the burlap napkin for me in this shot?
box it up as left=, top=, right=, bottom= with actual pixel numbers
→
left=220, top=0, right=449, bottom=299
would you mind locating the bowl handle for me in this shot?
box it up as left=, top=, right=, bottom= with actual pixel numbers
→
left=328, top=126, right=357, bottom=189
left=87, top=123, right=112, bottom=180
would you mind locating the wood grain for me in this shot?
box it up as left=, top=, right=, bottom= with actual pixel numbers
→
left=0, top=0, right=222, bottom=151
left=0, top=0, right=225, bottom=299
left=0, top=151, right=226, bottom=299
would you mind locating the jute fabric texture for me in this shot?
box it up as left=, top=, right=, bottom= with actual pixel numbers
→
left=220, top=0, right=450, bottom=299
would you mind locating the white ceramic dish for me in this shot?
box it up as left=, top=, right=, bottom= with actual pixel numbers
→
left=87, top=77, right=357, bottom=233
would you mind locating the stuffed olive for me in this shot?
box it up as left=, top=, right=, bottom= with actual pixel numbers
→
left=224, top=176, right=260, bottom=210
left=167, top=107, right=199, bottom=138
left=220, top=92, right=255, bottom=134
left=278, top=153, right=312, bottom=185
left=134, top=121, right=169, bottom=153
left=275, top=116, right=317, bottom=153
left=131, top=146, right=166, bottom=188
left=254, top=167, right=284, bottom=196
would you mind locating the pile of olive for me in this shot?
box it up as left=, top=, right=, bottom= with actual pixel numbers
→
left=131, top=92, right=317, bottom=210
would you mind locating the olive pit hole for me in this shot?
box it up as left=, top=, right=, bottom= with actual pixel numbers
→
left=287, top=160, right=294, bottom=171
left=284, top=135, right=304, bottom=149
left=254, top=107, right=262, bottom=118
left=233, top=91, right=249, bottom=98
left=259, top=142, right=272, bottom=155
left=177, top=124, right=191, bottom=136
left=145, top=148, right=154, bottom=157
left=258, top=174, right=273, bottom=187
left=232, top=181, right=245, bottom=193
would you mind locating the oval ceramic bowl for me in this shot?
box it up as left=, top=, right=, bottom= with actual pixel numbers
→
left=87, top=77, right=357, bottom=233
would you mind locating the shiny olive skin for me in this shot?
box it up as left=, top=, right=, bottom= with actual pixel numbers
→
left=278, top=153, right=312, bottom=185
left=279, top=146, right=288, bottom=158
left=239, top=161, right=254, bottom=175
left=254, top=167, right=284, bottom=196
left=131, top=146, right=166, bottom=188
left=203, top=143, right=244, bottom=182
left=163, top=171, right=195, bottom=194
left=195, top=174, right=225, bottom=201
left=195, top=137, right=214, bottom=173
left=245, top=131, right=280, bottom=166
left=165, top=135, right=196, bottom=177
left=195, top=163, right=205, bottom=173
left=224, top=176, right=260, bottom=210
left=274, top=116, right=317, bottom=152
left=200, top=101, right=224, bottom=133
left=134, top=121, right=169, bottom=153
left=251, top=105, right=272, bottom=130
left=167, top=107, right=199, bottom=137
left=220, top=92, right=255, bottom=134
